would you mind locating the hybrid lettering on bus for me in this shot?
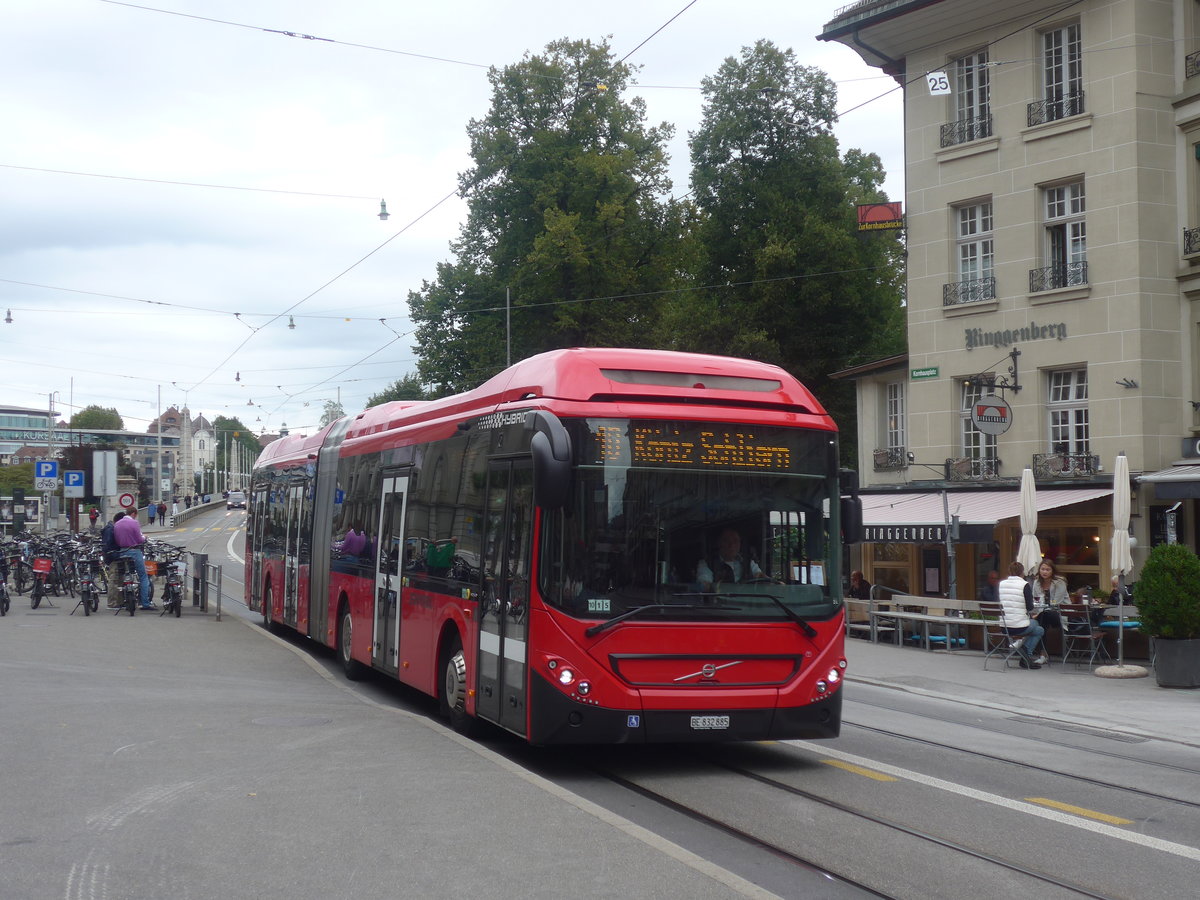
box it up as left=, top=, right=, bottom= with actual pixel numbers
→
left=246, top=348, right=861, bottom=745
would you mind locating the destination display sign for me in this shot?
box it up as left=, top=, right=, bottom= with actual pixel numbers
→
left=582, top=420, right=823, bottom=474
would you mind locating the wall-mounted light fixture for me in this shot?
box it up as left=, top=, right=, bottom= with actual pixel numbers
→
left=1116, top=377, right=1138, bottom=389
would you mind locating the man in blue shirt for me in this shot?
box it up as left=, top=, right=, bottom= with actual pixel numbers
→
left=114, top=510, right=153, bottom=609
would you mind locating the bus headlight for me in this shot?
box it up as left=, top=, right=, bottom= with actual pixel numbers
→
left=557, top=668, right=575, bottom=686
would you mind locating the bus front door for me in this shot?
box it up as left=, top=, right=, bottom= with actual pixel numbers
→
left=478, top=461, right=533, bottom=735
left=372, top=473, right=408, bottom=675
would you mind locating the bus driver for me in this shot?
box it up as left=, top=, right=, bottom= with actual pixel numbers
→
left=696, top=527, right=764, bottom=590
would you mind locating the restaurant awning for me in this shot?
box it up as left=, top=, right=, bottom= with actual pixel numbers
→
left=1139, top=461, right=1200, bottom=499
left=861, top=486, right=1113, bottom=543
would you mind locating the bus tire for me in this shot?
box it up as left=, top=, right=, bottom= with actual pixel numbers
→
left=440, top=636, right=477, bottom=736
left=338, top=605, right=366, bottom=681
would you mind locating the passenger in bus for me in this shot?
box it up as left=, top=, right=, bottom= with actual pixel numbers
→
left=340, top=526, right=366, bottom=558
left=696, top=527, right=764, bottom=590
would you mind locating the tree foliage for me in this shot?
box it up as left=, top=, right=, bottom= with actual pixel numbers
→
left=654, top=40, right=905, bottom=457
left=0, top=462, right=33, bottom=495
left=319, top=399, right=346, bottom=428
left=407, top=38, right=690, bottom=393
left=366, top=373, right=430, bottom=408
left=212, top=416, right=260, bottom=484
left=1134, top=543, right=1200, bottom=640
left=71, top=405, right=124, bottom=431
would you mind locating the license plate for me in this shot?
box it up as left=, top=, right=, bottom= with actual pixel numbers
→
left=690, top=715, right=730, bottom=730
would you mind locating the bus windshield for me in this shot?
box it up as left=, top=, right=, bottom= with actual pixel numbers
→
left=539, top=419, right=841, bottom=624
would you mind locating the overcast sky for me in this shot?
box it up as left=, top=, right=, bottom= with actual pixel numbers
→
left=1, top=0, right=903, bottom=438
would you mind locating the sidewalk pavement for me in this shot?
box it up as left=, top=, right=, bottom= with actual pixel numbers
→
left=844, top=637, right=1200, bottom=748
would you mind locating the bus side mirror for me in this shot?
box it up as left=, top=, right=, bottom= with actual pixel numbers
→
left=526, top=411, right=572, bottom=509
left=841, top=496, right=863, bottom=545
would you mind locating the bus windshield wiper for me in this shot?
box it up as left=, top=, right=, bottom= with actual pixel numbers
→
left=718, top=592, right=818, bottom=638
left=584, top=602, right=740, bottom=638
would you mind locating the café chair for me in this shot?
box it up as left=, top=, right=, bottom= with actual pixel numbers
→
left=979, top=601, right=1020, bottom=671
left=1059, top=602, right=1108, bottom=669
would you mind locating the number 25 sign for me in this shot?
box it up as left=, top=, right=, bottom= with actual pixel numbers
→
left=926, top=71, right=951, bottom=95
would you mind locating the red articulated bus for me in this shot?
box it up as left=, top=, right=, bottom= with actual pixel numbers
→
left=246, top=348, right=860, bottom=744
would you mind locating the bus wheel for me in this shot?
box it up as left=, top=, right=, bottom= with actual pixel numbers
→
left=338, top=606, right=366, bottom=681
left=440, top=637, right=477, bottom=736
left=263, top=585, right=278, bottom=633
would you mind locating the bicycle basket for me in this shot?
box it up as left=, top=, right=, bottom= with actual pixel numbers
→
left=32, top=557, right=53, bottom=574
left=145, top=560, right=159, bottom=576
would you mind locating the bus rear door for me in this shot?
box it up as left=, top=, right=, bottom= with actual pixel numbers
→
left=478, top=460, right=533, bottom=735
left=282, top=479, right=306, bottom=628
left=248, top=487, right=268, bottom=612
left=372, top=472, right=408, bottom=675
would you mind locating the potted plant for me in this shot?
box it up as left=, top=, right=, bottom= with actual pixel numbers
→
left=1134, top=543, right=1200, bottom=688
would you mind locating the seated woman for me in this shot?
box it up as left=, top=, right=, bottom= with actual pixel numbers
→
left=999, top=561, right=1046, bottom=668
left=1029, top=559, right=1068, bottom=633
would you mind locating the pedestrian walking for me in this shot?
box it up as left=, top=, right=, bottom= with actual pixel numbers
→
left=147, top=502, right=157, bottom=527
left=88, top=507, right=100, bottom=532
left=158, top=501, right=167, bottom=524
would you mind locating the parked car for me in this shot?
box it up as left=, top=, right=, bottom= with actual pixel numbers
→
left=227, top=490, right=247, bottom=510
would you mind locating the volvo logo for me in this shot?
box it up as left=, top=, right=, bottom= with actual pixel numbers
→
left=674, top=660, right=743, bottom=683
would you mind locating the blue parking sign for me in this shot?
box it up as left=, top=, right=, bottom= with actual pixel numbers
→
left=65, top=471, right=84, bottom=487
left=36, top=460, right=58, bottom=479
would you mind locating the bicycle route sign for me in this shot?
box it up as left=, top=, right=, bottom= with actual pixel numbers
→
left=34, top=460, right=59, bottom=492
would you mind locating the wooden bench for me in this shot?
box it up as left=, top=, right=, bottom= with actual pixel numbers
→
left=868, top=596, right=988, bottom=651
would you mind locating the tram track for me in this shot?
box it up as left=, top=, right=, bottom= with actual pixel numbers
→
left=585, top=747, right=1131, bottom=900
left=842, top=699, right=1200, bottom=802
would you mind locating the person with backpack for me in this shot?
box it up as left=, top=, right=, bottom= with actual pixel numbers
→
left=101, top=512, right=123, bottom=608
left=88, top=507, right=100, bottom=532
left=112, top=510, right=153, bottom=610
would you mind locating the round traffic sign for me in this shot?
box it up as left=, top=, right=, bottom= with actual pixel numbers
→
left=118, top=492, right=136, bottom=509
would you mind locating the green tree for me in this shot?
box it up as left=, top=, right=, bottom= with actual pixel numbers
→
left=70, top=405, right=124, bottom=431
left=366, top=373, right=430, bottom=407
left=0, top=462, right=34, bottom=495
left=657, top=40, right=905, bottom=460
left=212, top=416, right=260, bottom=488
left=319, top=398, right=346, bottom=428
left=408, top=37, right=689, bottom=392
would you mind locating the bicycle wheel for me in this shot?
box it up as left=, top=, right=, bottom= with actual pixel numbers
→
left=1, top=587, right=9, bottom=616
left=31, top=580, right=42, bottom=610
left=90, top=589, right=99, bottom=613
left=15, top=563, right=30, bottom=595
left=82, top=587, right=91, bottom=616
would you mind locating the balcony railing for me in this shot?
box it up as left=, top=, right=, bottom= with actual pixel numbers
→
left=1188, top=50, right=1200, bottom=79
left=1029, top=261, right=1087, bottom=293
left=1185, top=227, right=1200, bottom=256
left=945, top=456, right=1001, bottom=482
left=1033, top=451, right=1100, bottom=480
left=873, top=447, right=906, bottom=470
left=1027, top=90, right=1085, bottom=126
left=939, top=114, right=993, bottom=148
left=943, top=276, right=996, bottom=306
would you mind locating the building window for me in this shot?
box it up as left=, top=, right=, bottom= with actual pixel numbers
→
left=885, top=381, right=906, bottom=453
left=941, top=50, right=991, bottom=146
left=199, top=440, right=205, bottom=450
left=1048, top=368, right=1089, bottom=454
left=945, top=201, right=995, bottom=304
left=1029, top=23, right=1084, bottom=125
left=960, top=380, right=997, bottom=460
left=1031, top=181, right=1086, bottom=291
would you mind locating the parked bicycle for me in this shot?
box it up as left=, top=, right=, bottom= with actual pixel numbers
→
left=0, top=543, right=11, bottom=617
left=156, top=545, right=186, bottom=618
left=113, top=555, right=139, bottom=616
left=70, top=541, right=104, bottom=616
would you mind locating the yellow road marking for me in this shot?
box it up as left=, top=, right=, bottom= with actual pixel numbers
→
left=1025, top=798, right=1133, bottom=825
left=822, top=759, right=897, bottom=781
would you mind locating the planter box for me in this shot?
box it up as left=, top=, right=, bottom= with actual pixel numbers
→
left=1153, top=638, right=1200, bottom=688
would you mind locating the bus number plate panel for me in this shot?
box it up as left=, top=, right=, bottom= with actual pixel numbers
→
left=690, top=715, right=730, bottom=730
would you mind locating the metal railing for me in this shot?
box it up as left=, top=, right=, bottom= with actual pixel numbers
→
left=1032, top=451, right=1100, bottom=479
left=1185, top=226, right=1200, bottom=256
left=943, top=276, right=996, bottom=306
left=1027, top=90, right=1085, bottom=126
left=1029, top=260, right=1087, bottom=292
left=1187, top=50, right=1200, bottom=79
left=945, top=456, right=1001, bottom=482
left=873, top=447, right=906, bottom=470
left=939, top=114, right=992, bottom=148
